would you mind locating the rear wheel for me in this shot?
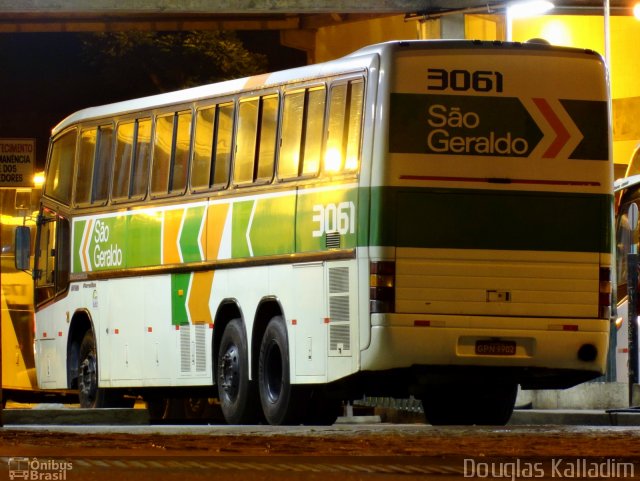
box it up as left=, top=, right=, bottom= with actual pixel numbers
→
left=421, top=383, right=518, bottom=425
left=258, top=316, right=306, bottom=425
left=216, top=318, right=259, bottom=424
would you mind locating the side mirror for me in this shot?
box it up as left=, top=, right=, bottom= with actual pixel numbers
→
left=14, top=225, right=31, bottom=271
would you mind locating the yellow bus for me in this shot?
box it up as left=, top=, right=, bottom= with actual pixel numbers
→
left=1, top=186, right=40, bottom=401
left=16, top=40, right=614, bottom=425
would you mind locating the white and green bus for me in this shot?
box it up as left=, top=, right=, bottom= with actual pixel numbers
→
left=16, top=40, right=614, bottom=425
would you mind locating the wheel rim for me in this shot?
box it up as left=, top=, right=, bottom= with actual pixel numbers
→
left=264, top=340, right=283, bottom=404
left=79, top=352, right=97, bottom=405
left=219, top=344, right=240, bottom=403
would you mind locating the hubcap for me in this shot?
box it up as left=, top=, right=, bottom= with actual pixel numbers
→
left=79, top=352, right=97, bottom=405
left=219, top=345, right=239, bottom=402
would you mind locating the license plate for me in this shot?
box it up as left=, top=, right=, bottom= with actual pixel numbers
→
left=475, top=340, right=516, bottom=356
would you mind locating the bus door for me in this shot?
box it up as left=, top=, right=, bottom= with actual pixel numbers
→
left=616, top=199, right=640, bottom=382
left=33, top=209, right=70, bottom=386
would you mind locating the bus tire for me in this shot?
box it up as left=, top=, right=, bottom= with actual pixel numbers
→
left=217, top=318, right=259, bottom=424
left=78, top=330, right=107, bottom=408
left=258, top=316, right=306, bottom=425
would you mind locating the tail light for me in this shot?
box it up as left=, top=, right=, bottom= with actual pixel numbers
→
left=370, top=261, right=395, bottom=313
left=599, top=266, right=612, bottom=319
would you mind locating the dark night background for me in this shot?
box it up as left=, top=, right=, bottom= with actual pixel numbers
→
left=0, top=31, right=306, bottom=170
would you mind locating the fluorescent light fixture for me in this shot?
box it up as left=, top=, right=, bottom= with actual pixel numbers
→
left=506, top=0, right=555, bottom=41
left=634, top=2, right=640, bottom=20
left=508, top=0, right=555, bottom=19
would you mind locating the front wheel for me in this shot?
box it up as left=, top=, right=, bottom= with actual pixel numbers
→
left=258, top=316, right=306, bottom=425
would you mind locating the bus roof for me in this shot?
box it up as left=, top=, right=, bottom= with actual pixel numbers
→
left=51, top=39, right=603, bottom=137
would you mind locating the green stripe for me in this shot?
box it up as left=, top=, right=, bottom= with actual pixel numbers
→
left=180, top=205, right=205, bottom=263
left=371, top=186, right=612, bottom=253
left=561, top=100, right=609, bottom=161
left=171, top=273, right=190, bottom=326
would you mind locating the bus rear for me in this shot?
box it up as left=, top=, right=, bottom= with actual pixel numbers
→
left=363, top=41, right=613, bottom=424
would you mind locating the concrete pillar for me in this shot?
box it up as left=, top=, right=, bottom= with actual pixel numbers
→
left=418, top=14, right=466, bottom=40
left=440, top=14, right=465, bottom=39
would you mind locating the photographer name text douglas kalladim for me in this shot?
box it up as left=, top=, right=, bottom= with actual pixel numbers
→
left=464, top=458, right=636, bottom=479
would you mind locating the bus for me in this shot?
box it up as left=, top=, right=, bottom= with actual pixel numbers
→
left=613, top=145, right=640, bottom=384
left=1, top=185, right=41, bottom=401
left=15, top=40, right=614, bottom=425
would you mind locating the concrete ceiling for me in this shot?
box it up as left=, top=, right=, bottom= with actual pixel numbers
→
left=0, top=0, right=633, bottom=33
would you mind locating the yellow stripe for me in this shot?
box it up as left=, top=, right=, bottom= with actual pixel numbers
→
left=206, top=203, right=230, bottom=260
left=163, top=209, right=183, bottom=264
left=188, top=271, right=214, bottom=324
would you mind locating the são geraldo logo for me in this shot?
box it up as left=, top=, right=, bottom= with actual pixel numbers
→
left=79, top=218, right=124, bottom=271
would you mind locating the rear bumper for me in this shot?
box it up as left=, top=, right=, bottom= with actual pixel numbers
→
left=361, top=313, right=609, bottom=387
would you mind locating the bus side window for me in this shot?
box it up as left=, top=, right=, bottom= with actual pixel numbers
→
left=279, top=86, right=326, bottom=180
left=345, top=80, right=364, bottom=172
left=235, top=98, right=259, bottom=184
left=132, top=119, right=152, bottom=199
left=302, top=86, right=326, bottom=176
left=214, top=103, right=234, bottom=188
left=235, top=95, right=279, bottom=186
left=325, top=79, right=364, bottom=174
left=279, top=90, right=305, bottom=179
left=192, top=105, right=216, bottom=191
left=151, top=114, right=174, bottom=195
left=75, top=128, right=97, bottom=205
left=617, top=202, right=640, bottom=302
left=93, top=125, right=113, bottom=204
left=152, top=111, right=192, bottom=196
left=192, top=103, right=233, bottom=192
left=170, top=111, right=192, bottom=195
left=256, top=94, right=279, bottom=183
left=112, top=121, right=135, bottom=200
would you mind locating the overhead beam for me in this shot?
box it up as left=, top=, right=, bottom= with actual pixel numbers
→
left=0, top=0, right=434, bottom=14
left=0, top=14, right=302, bottom=33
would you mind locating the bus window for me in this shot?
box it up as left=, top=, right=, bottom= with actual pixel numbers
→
left=192, top=106, right=215, bottom=191
left=325, top=80, right=364, bottom=174
left=75, top=128, right=97, bottom=205
left=617, top=202, right=640, bottom=301
left=235, top=98, right=259, bottom=184
left=345, top=80, right=364, bottom=171
left=214, top=103, right=234, bottom=188
left=302, top=86, right=326, bottom=176
left=192, top=103, right=233, bottom=192
left=152, top=112, right=191, bottom=196
left=152, top=113, right=174, bottom=195
left=93, top=126, right=113, bottom=203
left=112, top=121, right=135, bottom=200
left=256, top=94, right=279, bottom=182
left=45, top=129, right=76, bottom=205
left=34, top=211, right=70, bottom=306
left=171, top=111, right=192, bottom=195
left=279, top=87, right=325, bottom=180
left=132, top=119, right=151, bottom=199
left=279, top=90, right=305, bottom=179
